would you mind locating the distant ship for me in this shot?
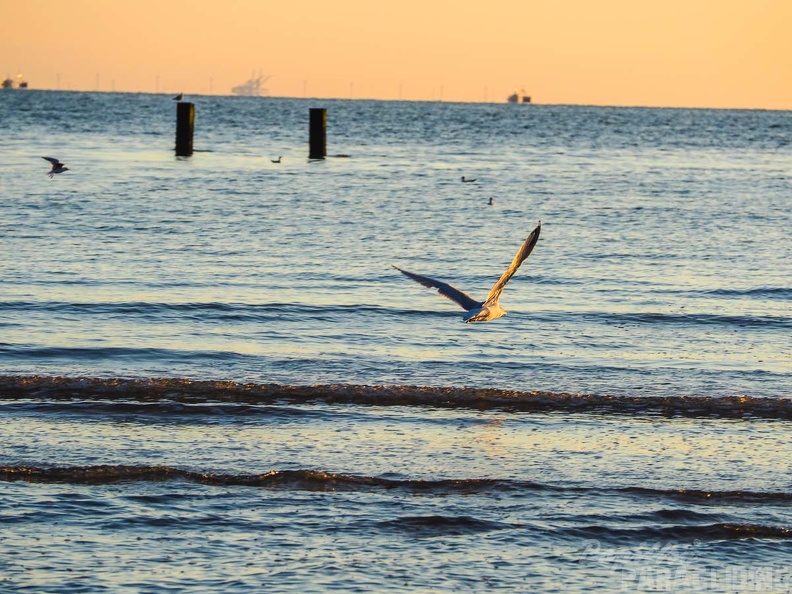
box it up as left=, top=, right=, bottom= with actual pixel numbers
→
left=2, top=73, right=28, bottom=89
left=507, top=89, right=531, bottom=104
left=231, top=71, right=272, bottom=97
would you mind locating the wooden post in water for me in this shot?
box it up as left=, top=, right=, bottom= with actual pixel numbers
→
left=309, top=108, right=326, bottom=159
left=175, top=102, right=195, bottom=157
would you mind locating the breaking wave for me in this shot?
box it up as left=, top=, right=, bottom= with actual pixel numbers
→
left=2, top=465, right=791, bottom=503
left=1, top=375, right=789, bottom=419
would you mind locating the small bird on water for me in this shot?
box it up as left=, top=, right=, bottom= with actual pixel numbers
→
left=173, top=93, right=184, bottom=101
left=271, top=156, right=282, bottom=163
left=488, top=197, right=494, bottom=206
left=42, top=156, right=69, bottom=178
left=393, top=221, right=541, bottom=323
left=461, top=176, right=477, bottom=183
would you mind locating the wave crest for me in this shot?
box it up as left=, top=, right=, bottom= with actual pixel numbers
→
left=2, top=465, right=791, bottom=504
left=1, top=375, right=789, bottom=419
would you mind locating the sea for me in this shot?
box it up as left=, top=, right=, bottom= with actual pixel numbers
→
left=1, top=90, right=790, bottom=593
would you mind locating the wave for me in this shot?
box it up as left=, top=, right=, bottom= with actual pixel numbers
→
left=621, top=486, right=792, bottom=504
left=1, top=375, right=789, bottom=419
left=377, top=517, right=792, bottom=542
left=562, top=523, right=792, bottom=544
left=0, top=465, right=535, bottom=492
left=588, top=311, right=791, bottom=330
left=0, top=399, right=330, bottom=419
left=0, top=345, right=246, bottom=364
left=376, top=515, right=517, bottom=535
left=4, top=465, right=792, bottom=543
left=2, top=465, right=791, bottom=504
left=703, top=287, right=792, bottom=300
left=2, top=300, right=789, bottom=328
left=9, top=466, right=785, bottom=544
left=0, top=300, right=403, bottom=323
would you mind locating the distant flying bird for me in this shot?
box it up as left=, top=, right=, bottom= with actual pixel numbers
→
left=173, top=93, right=184, bottom=101
left=42, top=156, right=69, bottom=178
left=393, top=221, right=541, bottom=323
left=271, top=156, right=282, bottom=163
left=488, top=197, right=494, bottom=206
left=461, top=176, right=477, bottom=183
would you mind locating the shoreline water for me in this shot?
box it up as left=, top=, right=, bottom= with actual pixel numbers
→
left=2, top=91, right=790, bottom=593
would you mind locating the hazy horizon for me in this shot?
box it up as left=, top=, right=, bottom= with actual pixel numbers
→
left=8, top=87, right=792, bottom=112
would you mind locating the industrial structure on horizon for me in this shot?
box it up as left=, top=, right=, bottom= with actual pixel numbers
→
left=231, top=71, right=271, bottom=96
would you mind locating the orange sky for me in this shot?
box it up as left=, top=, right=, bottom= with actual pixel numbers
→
left=3, top=0, right=791, bottom=109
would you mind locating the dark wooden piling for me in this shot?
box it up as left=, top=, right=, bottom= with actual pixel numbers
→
left=309, top=108, right=326, bottom=159
left=175, top=102, right=195, bottom=157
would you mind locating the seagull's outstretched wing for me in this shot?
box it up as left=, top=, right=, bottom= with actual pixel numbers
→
left=42, top=156, right=61, bottom=166
left=392, top=265, right=481, bottom=311
left=484, top=221, right=541, bottom=305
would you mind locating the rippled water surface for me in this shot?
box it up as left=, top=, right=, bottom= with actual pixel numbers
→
left=2, top=91, right=790, bottom=395
left=1, top=91, right=790, bottom=592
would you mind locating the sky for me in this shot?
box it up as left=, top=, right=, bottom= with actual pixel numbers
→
left=2, top=0, right=791, bottom=109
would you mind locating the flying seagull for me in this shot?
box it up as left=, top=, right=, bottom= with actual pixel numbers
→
left=42, top=156, right=69, bottom=178
left=393, top=221, right=541, bottom=323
